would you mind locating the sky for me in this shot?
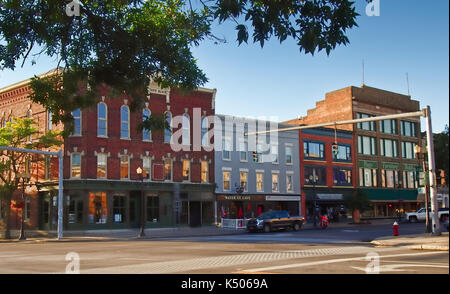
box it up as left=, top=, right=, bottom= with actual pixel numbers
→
left=0, top=0, right=448, bottom=132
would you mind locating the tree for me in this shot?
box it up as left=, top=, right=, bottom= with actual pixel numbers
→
left=0, top=118, right=62, bottom=239
left=0, top=0, right=362, bottom=131
left=434, top=125, right=449, bottom=186
left=343, top=189, right=371, bottom=223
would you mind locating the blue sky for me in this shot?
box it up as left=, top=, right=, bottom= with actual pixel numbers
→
left=0, top=0, right=448, bottom=132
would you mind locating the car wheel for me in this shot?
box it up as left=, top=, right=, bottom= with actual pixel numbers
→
left=263, top=224, right=271, bottom=233
left=293, top=222, right=302, bottom=231
left=409, top=216, right=418, bottom=223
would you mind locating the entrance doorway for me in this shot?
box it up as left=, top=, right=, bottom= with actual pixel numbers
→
left=189, top=201, right=201, bottom=227
left=38, top=192, right=57, bottom=231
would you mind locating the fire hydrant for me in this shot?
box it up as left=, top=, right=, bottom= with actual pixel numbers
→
left=392, top=221, right=399, bottom=236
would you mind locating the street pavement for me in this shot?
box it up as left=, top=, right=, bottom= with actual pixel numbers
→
left=0, top=219, right=448, bottom=274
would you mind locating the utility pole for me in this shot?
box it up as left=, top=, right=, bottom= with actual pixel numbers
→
left=425, top=106, right=441, bottom=235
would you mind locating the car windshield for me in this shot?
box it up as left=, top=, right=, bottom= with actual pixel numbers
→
left=417, top=208, right=425, bottom=213
left=257, top=212, right=274, bottom=220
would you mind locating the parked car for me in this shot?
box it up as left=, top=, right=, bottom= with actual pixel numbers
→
left=405, top=207, right=449, bottom=223
left=247, top=210, right=304, bottom=233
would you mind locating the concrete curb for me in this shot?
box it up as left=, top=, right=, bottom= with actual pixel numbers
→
left=370, top=232, right=449, bottom=251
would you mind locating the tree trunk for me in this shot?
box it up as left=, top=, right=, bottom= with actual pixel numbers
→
left=352, top=209, right=361, bottom=224
left=3, top=201, right=11, bottom=239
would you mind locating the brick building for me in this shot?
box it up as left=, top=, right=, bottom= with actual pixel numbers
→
left=299, top=127, right=355, bottom=221
left=1, top=69, right=217, bottom=235
left=285, top=85, right=423, bottom=217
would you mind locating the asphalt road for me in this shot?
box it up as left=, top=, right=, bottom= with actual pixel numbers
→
left=0, top=222, right=447, bottom=275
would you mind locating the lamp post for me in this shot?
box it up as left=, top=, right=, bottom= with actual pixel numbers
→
left=414, top=145, right=431, bottom=233
left=18, top=172, right=30, bottom=241
left=136, top=167, right=145, bottom=238
left=309, top=173, right=319, bottom=227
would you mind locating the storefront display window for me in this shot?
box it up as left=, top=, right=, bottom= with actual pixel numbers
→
left=113, top=195, right=126, bottom=223
left=89, top=192, right=107, bottom=224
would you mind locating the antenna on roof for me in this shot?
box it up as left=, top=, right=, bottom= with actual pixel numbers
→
left=361, top=59, right=365, bottom=87
left=406, top=72, right=410, bottom=96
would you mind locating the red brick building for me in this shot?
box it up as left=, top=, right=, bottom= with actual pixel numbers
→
left=298, top=127, right=355, bottom=221
left=285, top=85, right=423, bottom=218
left=1, top=69, right=217, bottom=236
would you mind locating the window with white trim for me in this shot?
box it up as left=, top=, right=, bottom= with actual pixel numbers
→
left=120, top=105, right=130, bottom=139
left=97, top=102, right=107, bottom=137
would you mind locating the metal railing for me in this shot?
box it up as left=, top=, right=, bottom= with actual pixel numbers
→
left=221, top=218, right=247, bottom=230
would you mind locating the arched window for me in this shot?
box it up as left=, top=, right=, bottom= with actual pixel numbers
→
left=182, top=113, right=190, bottom=145
left=120, top=105, right=130, bottom=139
left=72, top=108, right=81, bottom=136
left=142, top=108, right=151, bottom=141
left=201, top=116, right=208, bottom=147
left=97, top=102, right=107, bottom=137
left=164, top=111, right=172, bottom=143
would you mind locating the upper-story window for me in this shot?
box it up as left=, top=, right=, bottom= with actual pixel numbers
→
left=222, top=137, right=232, bottom=160
left=271, top=144, right=279, bottom=164
left=285, top=145, right=293, bottom=164
left=400, top=121, right=417, bottom=137
left=142, top=108, right=151, bottom=141
left=380, top=138, right=398, bottom=158
left=182, top=159, right=190, bottom=181
left=201, top=116, right=209, bottom=147
left=357, top=113, right=376, bottom=131
left=142, top=156, right=151, bottom=180
left=120, top=155, right=130, bottom=179
left=358, top=136, right=377, bottom=155
left=72, top=108, right=82, bottom=136
left=286, top=172, right=294, bottom=192
left=120, top=105, right=130, bottom=139
left=401, top=141, right=416, bottom=159
left=182, top=113, right=190, bottom=145
left=201, top=160, right=208, bottom=183
left=164, top=158, right=172, bottom=181
left=271, top=173, right=279, bottom=192
left=71, top=153, right=81, bottom=178
left=164, top=111, right=172, bottom=143
left=239, top=140, right=248, bottom=162
left=332, top=144, right=352, bottom=162
left=303, top=141, right=325, bottom=160
left=97, top=153, right=107, bottom=179
left=97, top=102, right=108, bottom=137
left=380, top=119, right=397, bottom=134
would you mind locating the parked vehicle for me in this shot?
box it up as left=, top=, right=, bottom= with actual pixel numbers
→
left=405, top=207, right=449, bottom=223
left=247, top=210, right=304, bottom=233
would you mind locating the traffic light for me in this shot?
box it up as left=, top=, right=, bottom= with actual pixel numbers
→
left=252, top=151, right=258, bottom=162
left=332, top=143, right=338, bottom=156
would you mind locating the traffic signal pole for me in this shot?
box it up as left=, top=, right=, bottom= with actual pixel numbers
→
left=247, top=106, right=441, bottom=236
left=0, top=146, right=64, bottom=239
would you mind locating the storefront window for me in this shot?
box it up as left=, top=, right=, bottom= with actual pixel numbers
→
left=113, top=195, right=126, bottom=223
left=147, top=195, right=159, bottom=222
left=89, top=192, right=107, bottom=224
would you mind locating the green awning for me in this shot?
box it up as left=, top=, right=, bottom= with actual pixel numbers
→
left=361, top=188, right=418, bottom=201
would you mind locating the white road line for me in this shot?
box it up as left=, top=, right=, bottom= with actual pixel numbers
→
left=80, top=246, right=404, bottom=274
left=242, top=251, right=446, bottom=273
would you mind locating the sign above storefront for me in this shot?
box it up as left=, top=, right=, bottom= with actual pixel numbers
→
left=223, top=195, right=251, bottom=201
left=266, top=196, right=301, bottom=201
left=317, top=194, right=343, bottom=200
left=358, top=160, right=378, bottom=169
left=382, top=162, right=399, bottom=170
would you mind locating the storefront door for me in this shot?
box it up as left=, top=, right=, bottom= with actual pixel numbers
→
left=38, top=192, right=57, bottom=231
left=189, top=201, right=201, bottom=227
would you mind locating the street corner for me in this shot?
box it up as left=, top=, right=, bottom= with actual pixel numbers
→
left=371, top=232, right=449, bottom=251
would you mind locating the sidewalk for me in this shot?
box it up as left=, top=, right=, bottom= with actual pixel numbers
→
left=371, top=232, right=449, bottom=251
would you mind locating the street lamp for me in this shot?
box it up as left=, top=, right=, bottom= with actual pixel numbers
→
left=414, top=145, right=431, bottom=233
left=309, top=173, right=319, bottom=227
left=136, top=167, right=145, bottom=238
left=18, top=172, right=30, bottom=241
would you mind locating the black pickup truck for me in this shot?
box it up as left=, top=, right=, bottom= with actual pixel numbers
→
left=247, top=210, right=305, bottom=233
